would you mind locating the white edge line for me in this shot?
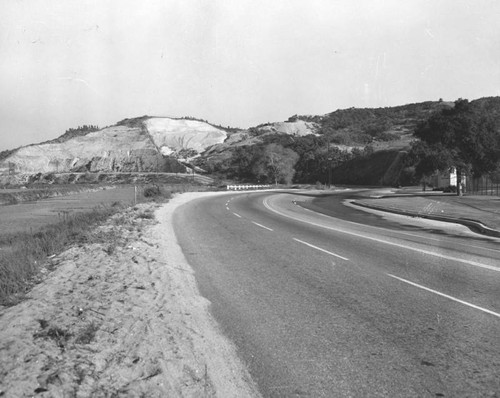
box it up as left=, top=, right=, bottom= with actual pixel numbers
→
left=293, top=238, right=349, bottom=261
left=387, top=274, right=500, bottom=319
left=263, top=197, right=500, bottom=273
left=233, top=212, right=242, bottom=218
left=252, top=221, right=273, bottom=231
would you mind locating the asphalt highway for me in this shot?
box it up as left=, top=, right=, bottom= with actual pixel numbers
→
left=173, top=190, right=500, bottom=397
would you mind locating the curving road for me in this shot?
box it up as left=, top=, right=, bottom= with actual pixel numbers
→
left=173, top=190, right=500, bottom=397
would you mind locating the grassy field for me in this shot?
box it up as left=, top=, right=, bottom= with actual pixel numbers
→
left=0, top=184, right=207, bottom=305
left=0, top=185, right=96, bottom=205
left=0, top=186, right=136, bottom=235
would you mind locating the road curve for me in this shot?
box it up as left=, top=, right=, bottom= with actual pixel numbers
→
left=173, top=190, right=500, bottom=397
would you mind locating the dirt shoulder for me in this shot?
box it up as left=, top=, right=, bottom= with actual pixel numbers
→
left=0, top=192, right=260, bottom=397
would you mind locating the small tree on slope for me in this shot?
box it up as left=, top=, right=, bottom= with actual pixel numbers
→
left=252, top=144, right=299, bottom=186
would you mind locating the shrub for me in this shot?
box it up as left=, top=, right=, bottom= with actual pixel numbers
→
left=143, top=185, right=160, bottom=197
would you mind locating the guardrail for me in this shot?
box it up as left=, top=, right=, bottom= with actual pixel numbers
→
left=226, top=184, right=271, bottom=190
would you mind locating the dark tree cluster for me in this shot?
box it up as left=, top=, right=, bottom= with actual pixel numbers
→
left=409, top=98, right=500, bottom=195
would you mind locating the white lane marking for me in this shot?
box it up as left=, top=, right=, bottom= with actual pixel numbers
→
left=226, top=206, right=230, bottom=210
left=387, top=274, right=500, bottom=319
left=233, top=212, right=242, bottom=218
left=252, top=221, right=273, bottom=231
left=293, top=238, right=349, bottom=261
left=263, top=197, right=500, bottom=272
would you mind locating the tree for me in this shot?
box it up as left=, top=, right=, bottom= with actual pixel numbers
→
left=411, top=99, right=500, bottom=195
left=230, top=146, right=260, bottom=181
left=252, top=144, right=299, bottom=185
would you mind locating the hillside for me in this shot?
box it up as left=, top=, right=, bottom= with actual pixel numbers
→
left=2, top=97, right=499, bottom=187
left=0, top=117, right=228, bottom=177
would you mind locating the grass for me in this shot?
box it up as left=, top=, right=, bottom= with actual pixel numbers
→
left=0, top=205, right=123, bottom=305
left=0, top=183, right=195, bottom=306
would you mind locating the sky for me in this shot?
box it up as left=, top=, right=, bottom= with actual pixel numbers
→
left=1, top=0, right=500, bottom=151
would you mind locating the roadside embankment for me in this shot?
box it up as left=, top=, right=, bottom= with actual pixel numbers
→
left=0, top=192, right=260, bottom=397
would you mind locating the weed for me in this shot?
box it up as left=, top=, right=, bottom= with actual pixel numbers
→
left=34, top=325, right=73, bottom=349
left=136, top=211, right=155, bottom=220
left=75, top=322, right=99, bottom=344
left=38, top=319, right=49, bottom=329
left=103, top=244, right=116, bottom=255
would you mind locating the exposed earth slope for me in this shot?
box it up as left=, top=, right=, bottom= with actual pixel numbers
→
left=0, top=117, right=228, bottom=176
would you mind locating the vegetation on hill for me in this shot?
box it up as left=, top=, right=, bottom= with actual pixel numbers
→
left=116, top=115, right=151, bottom=128
left=205, top=97, right=500, bottom=187
left=44, top=125, right=100, bottom=144
left=289, top=100, right=453, bottom=146
left=198, top=133, right=351, bottom=184
left=198, top=101, right=457, bottom=186
left=332, top=150, right=412, bottom=186
left=0, top=148, right=18, bottom=163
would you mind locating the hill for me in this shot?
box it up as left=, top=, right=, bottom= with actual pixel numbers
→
left=0, top=117, right=228, bottom=179
left=2, top=97, right=499, bottom=187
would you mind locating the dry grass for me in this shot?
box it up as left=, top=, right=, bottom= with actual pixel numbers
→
left=0, top=183, right=209, bottom=305
left=0, top=206, right=122, bottom=305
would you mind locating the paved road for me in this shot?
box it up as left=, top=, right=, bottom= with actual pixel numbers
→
left=173, top=190, right=500, bottom=397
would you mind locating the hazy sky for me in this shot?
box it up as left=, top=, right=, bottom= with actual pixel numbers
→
left=1, top=0, right=499, bottom=151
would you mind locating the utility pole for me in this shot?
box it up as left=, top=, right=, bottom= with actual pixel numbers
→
left=327, top=136, right=332, bottom=188
left=328, top=157, right=332, bottom=188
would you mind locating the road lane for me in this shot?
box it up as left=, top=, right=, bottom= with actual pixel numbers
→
left=173, top=191, right=500, bottom=397
left=244, top=192, right=500, bottom=313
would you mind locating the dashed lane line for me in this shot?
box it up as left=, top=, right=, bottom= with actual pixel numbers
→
left=387, top=274, right=500, bottom=319
left=252, top=221, right=273, bottom=231
left=293, top=238, right=349, bottom=261
left=233, top=213, right=242, bottom=218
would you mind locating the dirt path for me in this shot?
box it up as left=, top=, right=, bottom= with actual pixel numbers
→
left=0, top=192, right=261, bottom=397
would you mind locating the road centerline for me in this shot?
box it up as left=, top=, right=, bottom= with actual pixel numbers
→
left=293, top=238, right=349, bottom=261
left=387, top=274, right=500, bottom=319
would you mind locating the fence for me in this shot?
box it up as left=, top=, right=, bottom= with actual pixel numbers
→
left=226, top=184, right=271, bottom=191
left=465, top=175, right=500, bottom=196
